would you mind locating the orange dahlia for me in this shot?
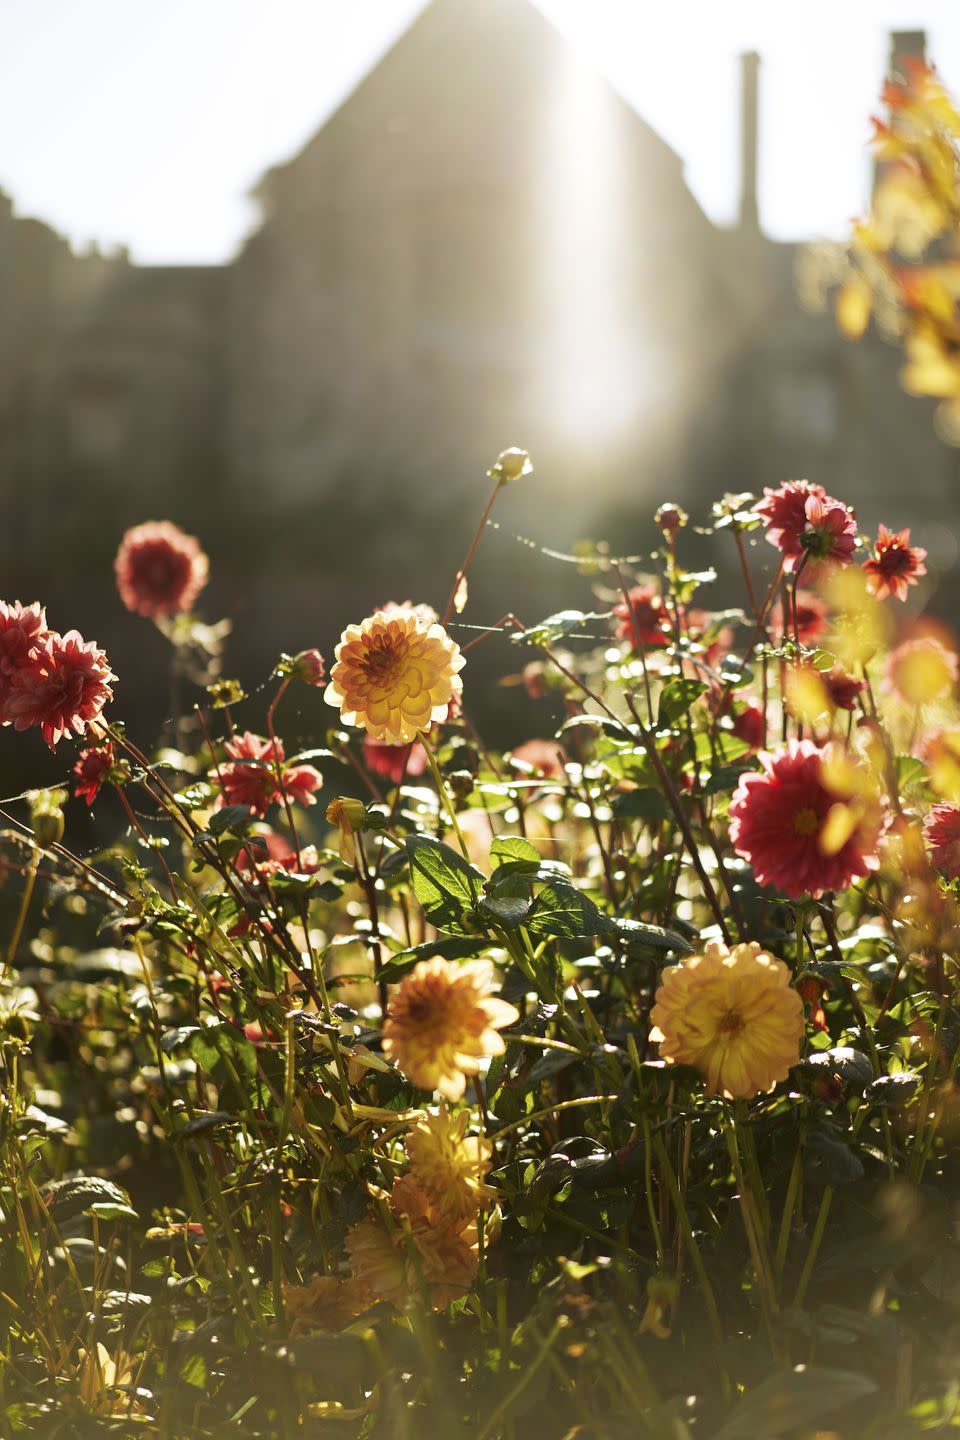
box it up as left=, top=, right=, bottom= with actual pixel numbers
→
left=345, top=1177, right=478, bottom=1311
left=382, top=958, right=518, bottom=1101
left=650, top=940, right=805, bottom=1099
left=324, top=610, right=464, bottom=745
left=405, top=1105, right=495, bottom=1223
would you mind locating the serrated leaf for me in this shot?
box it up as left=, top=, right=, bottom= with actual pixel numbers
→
left=207, top=805, right=253, bottom=837
left=525, top=881, right=610, bottom=939
left=489, top=835, right=540, bottom=868
left=41, top=1177, right=132, bottom=1226
left=609, top=917, right=694, bottom=954
left=480, top=895, right=532, bottom=928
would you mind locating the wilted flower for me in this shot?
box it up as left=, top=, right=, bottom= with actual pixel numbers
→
left=613, top=584, right=668, bottom=647
left=72, top=742, right=116, bottom=807
left=729, top=738, right=882, bottom=898
left=5, top=631, right=115, bottom=748
left=405, top=1105, right=495, bottom=1223
left=325, top=610, right=464, bottom=745
left=885, top=635, right=958, bottom=706
left=346, top=1177, right=478, bottom=1310
left=327, top=795, right=366, bottom=864
left=363, top=737, right=428, bottom=784
left=924, top=803, right=960, bottom=878
left=649, top=940, right=805, bottom=1098
left=382, top=957, right=518, bottom=1101
left=114, top=520, right=209, bottom=618
left=863, top=524, right=928, bottom=600
left=283, top=1275, right=369, bottom=1335
left=215, top=732, right=322, bottom=815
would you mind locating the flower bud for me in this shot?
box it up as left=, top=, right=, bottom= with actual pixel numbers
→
left=488, top=447, right=533, bottom=485
left=292, top=649, right=325, bottom=686
left=655, top=503, right=688, bottom=534
left=327, top=796, right=367, bottom=865
left=29, top=788, right=66, bottom=848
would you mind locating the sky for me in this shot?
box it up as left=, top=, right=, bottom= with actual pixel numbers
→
left=1, top=0, right=958, bottom=264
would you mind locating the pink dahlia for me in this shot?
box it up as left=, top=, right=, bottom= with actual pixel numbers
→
left=5, top=631, right=115, bottom=749
left=863, top=524, right=927, bottom=601
left=729, top=738, right=882, bottom=898
left=215, top=732, right=322, bottom=816
left=0, top=601, right=47, bottom=713
left=924, top=803, right=960, bottom=879
left=613, top=585, right=668, bottom=647
left=363, top=737, right=428, bottom=784
left=115, top=520, right=209, bottom=618
left=72, top=742, right=115, bottom=806
left=758, top=482, right=856, bottom=576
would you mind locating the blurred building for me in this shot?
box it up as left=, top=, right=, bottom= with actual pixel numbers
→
left=0, top=3, right=955, bottom=732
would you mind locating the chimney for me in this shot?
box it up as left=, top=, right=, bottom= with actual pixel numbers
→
left=873, top=30, right=927, bottom=194
left=739, top=51, right=760, bottom=232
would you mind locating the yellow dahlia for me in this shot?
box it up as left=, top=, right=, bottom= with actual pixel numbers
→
left=649, top=940, right=804, bottom=1099
left=405, top=1105, right=495, bottom=1223
left=324, top=609, right=465, bottom=745
left=345, top=1177, right=478, bottom=1311
left=383, top=957, right=518, bottom=1101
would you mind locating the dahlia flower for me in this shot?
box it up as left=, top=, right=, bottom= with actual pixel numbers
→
left=924, top=803, right=960, bottom=879
left=114, top=520, right=209, bottom=618
left=325, top=610, right=464, bottom=745
left=363, top=736, right=428, bottom=784
left=758, top=481, right=856, bottom=575
left=863, top=524, right=927, bottom=601
left=382, top=957, right=518, bottom=1101
left=5, top=631, right=115, bottom=748
left=346, top=1176, right=478, bottom=1310
left=405, top=1106, right=495, bottom=1224
left=72, top=742, right=115, bottom=807
left=729, top=738, right=882, bottom=898
left=649, top=940, right=805, bottom=1099
left=613, top=584, right=668, bottom=647
left=215, top=732, right=321, bottom=816
left=236, top=830, right=319, bottom=878
left=0, top=600, right=47, bottom=715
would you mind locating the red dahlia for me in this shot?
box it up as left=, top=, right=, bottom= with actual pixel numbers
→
left=115, top=520, right=209, bottom=618
left=923, top=803, right=960, bottom=879
left=215, top=732, right=322, bottom=816
left=729, top=738, right=882, bottom=898
left=72, top=743, right=115, bottom=806
left=862, top=524, right=928, bottom=601
left=613, top=584, right=668, bottom=647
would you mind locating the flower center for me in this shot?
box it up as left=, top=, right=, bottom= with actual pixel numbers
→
left=717, top=1009, right=745, bottom=1036
left=793, top=806, right=819, bottom=836
left=361, top=637, right=407, bottom=688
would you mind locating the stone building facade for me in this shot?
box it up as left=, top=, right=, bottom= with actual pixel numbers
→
left=0, top=0, right=955, bottom=739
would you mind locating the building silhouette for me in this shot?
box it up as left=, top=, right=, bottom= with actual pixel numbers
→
left=0, top=2, right=955, bottom=740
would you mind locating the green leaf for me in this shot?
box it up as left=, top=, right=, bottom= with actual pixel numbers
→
left=558, top=713, right=634, bottom=744
left=657, top=678, right=707, bottom=728
left=712, top=1366, right=876, bottom=1440
left=405, top=835, right=485, bottom=931
left=609, top=917, right=694, bottom=954
left=513, top=610, right=609, bottom=647
left=480, top=895, right=532, bottom=928
left=87, top=1202, right=139, bottom=1222
left=378, top=937, right=491, bottom=985
left=489, top=834, right=540, bottom=868
left=525, top=881, right=610, bottom=939
left=41, top=1177, right=132, bottom=1226
left=180, top=1352, right=209, bottom=1390
left=208, top=804, right=253, bottom=837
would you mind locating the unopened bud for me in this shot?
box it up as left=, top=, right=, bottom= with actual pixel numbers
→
left=327, top=797, right=366, bottom=832
left=488, top=447, right=533, bottom=485
left=292, top=649, right=325, bottom=686
left=655, top=503, right=688, bottom=534
left=29, top=788, right=66, bottom=848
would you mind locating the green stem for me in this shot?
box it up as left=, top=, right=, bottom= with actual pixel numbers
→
left=419, top=727, right=470, bottom=861
left=4, top=841, right=39, bottom=972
